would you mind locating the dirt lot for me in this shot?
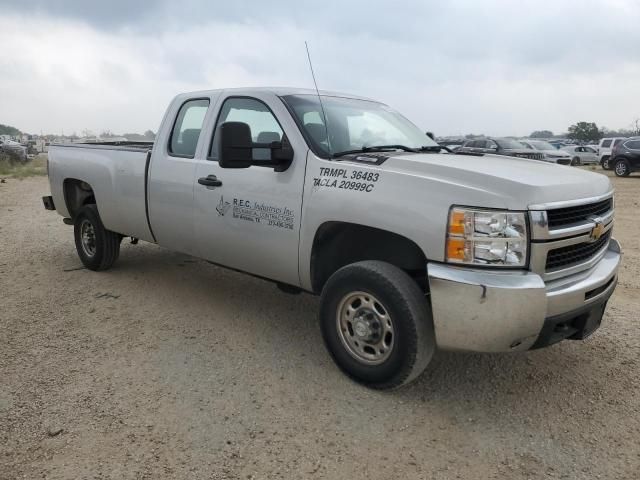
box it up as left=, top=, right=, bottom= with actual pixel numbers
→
left=1, top=172, right=639, bottom=479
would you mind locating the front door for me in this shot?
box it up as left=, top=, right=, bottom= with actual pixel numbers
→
left=193, top=94, right=307, bottom=286
left=582, top=147, right=597, bottom=164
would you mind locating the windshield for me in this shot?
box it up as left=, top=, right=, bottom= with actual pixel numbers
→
left=281, top=94, right=438, bottom=157
left=528, top=140, right=555, bottom=150
left=495, top=138, right=526, bottom=149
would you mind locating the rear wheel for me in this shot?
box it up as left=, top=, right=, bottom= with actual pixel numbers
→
left=614, top=159, right=631, bottom=177
left=571, top=157, right=581, bottom=166
left=74, top=204, right=121, bottom=271
left=320, top=261, right=435, bottom=390
left=601, top=156, right=611, bottom=170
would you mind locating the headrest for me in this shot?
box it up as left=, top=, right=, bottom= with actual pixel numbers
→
left=305, top=123, right=327, bottom=145
left=257, top=131, right=281, bottom=143
left=177, top=128, right=200, bottom=155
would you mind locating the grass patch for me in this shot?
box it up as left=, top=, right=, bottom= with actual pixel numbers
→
left=0, top=154, right=48, bottom=178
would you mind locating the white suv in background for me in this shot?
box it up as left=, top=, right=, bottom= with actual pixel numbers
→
left=598, top=137, right=626, bottom=170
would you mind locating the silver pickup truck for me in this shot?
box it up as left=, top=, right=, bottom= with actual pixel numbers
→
left=43, top=87, right=621, bottom=389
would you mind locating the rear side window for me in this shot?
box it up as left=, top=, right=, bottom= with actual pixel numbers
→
left=601, top=140, right=612, bottom=148
left=613, top=139, right=624, bottom=146
left=626, top=140, right=640, bottom=150
left=169, top=98, right=210, bottom=158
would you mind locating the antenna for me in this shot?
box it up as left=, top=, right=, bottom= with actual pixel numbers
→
left=304, top=41, right=331, bottom=153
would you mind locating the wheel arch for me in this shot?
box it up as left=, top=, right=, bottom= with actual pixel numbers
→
left=63, top=178, right=97, bottom=219
left=309, top=221, right=428, bottom=294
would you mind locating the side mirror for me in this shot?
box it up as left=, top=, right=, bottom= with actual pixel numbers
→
left=219, top=121, right=294, bottom=171
left=219, top=122, right=253, bottom=169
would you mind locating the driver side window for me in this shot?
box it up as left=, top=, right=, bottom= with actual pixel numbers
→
left=209, top=97, right=283, bottom=161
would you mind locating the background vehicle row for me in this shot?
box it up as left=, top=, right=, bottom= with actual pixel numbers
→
left=611, top=137, right=640, bottom=176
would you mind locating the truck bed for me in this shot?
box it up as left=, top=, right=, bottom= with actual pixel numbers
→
left=48, top=142, right=155, bottom=242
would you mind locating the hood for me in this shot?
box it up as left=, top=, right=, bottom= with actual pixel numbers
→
left=381, top=152, right=612, bottom=210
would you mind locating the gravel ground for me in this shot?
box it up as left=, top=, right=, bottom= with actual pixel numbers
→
left=1, top=172, right=639, bottom=479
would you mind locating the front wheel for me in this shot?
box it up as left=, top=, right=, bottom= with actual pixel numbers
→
left=320, top=261, right=435, bottom=390
left=614, top=159, right=631, bottom=177
left=601, top=156, right=611, bottom=170
left=74, top=204, right=121, bottom=271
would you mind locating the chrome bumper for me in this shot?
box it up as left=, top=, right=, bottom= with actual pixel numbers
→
left=427, top=238, right=621, bottom=352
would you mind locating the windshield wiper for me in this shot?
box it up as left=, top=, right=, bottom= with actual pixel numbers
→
left=332, top=145, right=418, bottom=158
left=419, top=145, right=452, bottom=153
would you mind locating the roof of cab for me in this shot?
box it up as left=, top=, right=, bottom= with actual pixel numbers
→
left=174, top=87, right=378, bottom=103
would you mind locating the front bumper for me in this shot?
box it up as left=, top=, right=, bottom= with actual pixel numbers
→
left=427, top=238, right=620, bottom=352
left=553, top=158, right=573, bottom=165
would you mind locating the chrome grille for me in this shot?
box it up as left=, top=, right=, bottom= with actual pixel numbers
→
left=547, top=198, right=613, bottom=229
left=528, top=193, right=615, bottom=281
left=514, top=153, right=544, bottom=160
left=545, top=231, right=611, bottom=271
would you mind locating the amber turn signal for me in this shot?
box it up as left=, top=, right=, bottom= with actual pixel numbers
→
left=446, top=238, right=466, bottom=261
left=448, top=210, right=466, bottom=236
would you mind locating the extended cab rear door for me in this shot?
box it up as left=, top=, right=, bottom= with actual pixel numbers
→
left=148, top=93, right=221, bottom=254
left=192, top=92, right=308, bottom=287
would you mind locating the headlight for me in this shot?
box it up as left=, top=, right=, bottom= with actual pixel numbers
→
left=446, top=207, right=528, bottom=267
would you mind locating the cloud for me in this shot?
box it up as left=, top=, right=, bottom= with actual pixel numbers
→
left=0, top=0, right=639, bottom=136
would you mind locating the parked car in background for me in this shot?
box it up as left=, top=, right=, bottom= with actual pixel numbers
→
left=447, top=145, right=462, bottom=152
left=519, top=140, right=573, bottom=164
left=0, top=139, right=27, bottom=162
left=549, top=139, right=575, bottom=150
left=560, top=145, right=599, bottom=165
left=598, top=137, right=627, bottom=170
left=610, top=137, right=640, bottom=177
left=457, top=138, right=544, bottom=160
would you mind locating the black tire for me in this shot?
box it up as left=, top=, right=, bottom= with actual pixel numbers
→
left=601, top=156, right=611, bottom=170
left=614, top=159, right=631, bottom=177
left=73, top=204, right=121, bottom=271
left=571, top=157, right=581, bottom=166
left=320, top=261, right=435, bottom=390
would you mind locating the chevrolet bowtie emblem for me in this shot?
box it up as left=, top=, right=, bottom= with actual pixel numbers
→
left=589, top=219, right=605, bottom=242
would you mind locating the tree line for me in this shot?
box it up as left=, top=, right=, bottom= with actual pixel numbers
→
left=0, top=124, right=21, bottom=136
left=530, top=118, right=640, bottom=142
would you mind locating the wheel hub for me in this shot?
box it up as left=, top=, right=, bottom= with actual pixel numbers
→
left=80, top=219, right=97, bottom=257
left=353, top=318, right=371, bottom=338
left=336, top=292, right=395, bottom=365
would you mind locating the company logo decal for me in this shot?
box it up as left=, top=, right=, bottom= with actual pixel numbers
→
left=216, top=196, right=231, bottom=216
left=219, top=197, right=294, bottom=230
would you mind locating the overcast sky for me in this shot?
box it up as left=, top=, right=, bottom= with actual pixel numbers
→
left=1, top=0, right=639, bottom=137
